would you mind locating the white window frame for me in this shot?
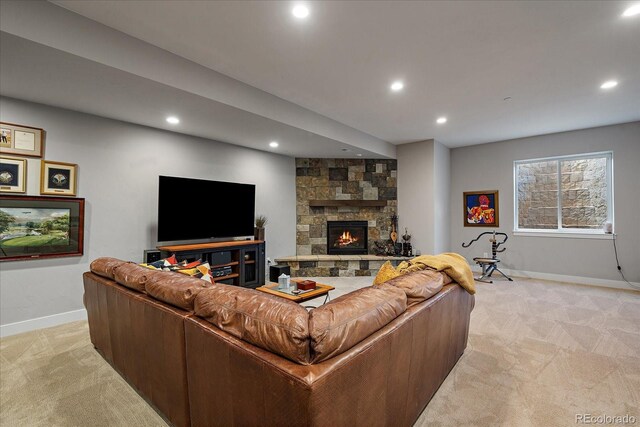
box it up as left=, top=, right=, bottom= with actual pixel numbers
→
left=513, top=151, right=614, bottom=239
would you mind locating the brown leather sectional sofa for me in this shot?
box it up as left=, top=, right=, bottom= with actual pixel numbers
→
left=84, top=257, right=474, bottom=427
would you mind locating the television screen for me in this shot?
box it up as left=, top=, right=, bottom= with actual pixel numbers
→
left=157, top=176, right=255, bottom=243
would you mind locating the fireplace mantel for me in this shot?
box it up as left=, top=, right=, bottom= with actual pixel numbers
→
left=308, top=200, right=387, bottom=207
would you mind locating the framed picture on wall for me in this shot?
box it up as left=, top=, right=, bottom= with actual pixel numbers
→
left=464, top=190, right=499, bottom=227
left=0, top=195, right=85, bottom=261
left=0, top=156, right=27, bottom=193
left=0, top=122, right=44, bottom=158
left=40, top=160, right=77, bottom=196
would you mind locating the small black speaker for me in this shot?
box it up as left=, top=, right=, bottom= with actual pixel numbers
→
left=210, top=251, right=232, bottom=266
left=269, top=264, right=291, bottom=282
left=144, top=249, right=162, bottom=263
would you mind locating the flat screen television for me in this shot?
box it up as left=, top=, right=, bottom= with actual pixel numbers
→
left=157, top=175, right=255, bottom=243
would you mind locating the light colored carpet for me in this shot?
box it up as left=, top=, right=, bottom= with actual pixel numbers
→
left=1, top=277, right=638, bottom=427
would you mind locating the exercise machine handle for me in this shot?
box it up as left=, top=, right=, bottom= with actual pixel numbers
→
left=461, top=231, right=508, bottom=250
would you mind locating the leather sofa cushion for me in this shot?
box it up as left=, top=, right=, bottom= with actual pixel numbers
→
left=309, top=284, right=407, bottom=363
left=112, top=262, right=157, bottom=293
left=90, top=257, right=127, bottom=280
left=383, top=270, right=445, bottom=306
left=442, top=272, right=453, bottom=285
left=194, top=285, right=311, bottom=364
left=145, top=272, right=212, bottom=311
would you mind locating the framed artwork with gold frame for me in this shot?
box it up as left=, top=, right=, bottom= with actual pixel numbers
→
left=0, top=195, right=85, bottom=261
left=41, top=160, right=77, bottom=196
left=0, top=122, right=44, bottom=158
left=0, top=156, right=27, bottom=193
left=463, top=190, right=499, bottom=227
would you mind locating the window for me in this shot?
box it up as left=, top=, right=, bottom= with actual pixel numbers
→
left=514, top=152, right=613, bottom=234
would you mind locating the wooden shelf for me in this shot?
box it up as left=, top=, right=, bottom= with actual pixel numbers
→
left=211, top=261, right=239, bottom=269
left=158, top=240, right=263, bottom=252
left=308, top=200, right=387, bottom=207
left=215, top=273, right=239, bottom=281
left=158, top=240, right=265, bottom=288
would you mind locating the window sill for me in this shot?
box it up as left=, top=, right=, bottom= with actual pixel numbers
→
left=513, top=230, right=615, bottom=239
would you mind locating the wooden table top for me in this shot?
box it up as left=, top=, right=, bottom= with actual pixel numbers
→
left=256, top=282, right=335, bottom=303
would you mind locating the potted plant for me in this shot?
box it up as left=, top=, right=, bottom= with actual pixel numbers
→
left=254, top=215, right=267, bottom=241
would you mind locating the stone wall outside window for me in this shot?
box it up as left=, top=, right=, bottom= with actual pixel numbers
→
left=517, top=157, right=608, bottom=230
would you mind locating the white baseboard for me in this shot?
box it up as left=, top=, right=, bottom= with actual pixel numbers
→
left=471, top=266, right=640, bottom=291
left=1, top=309, right=87, bottom=338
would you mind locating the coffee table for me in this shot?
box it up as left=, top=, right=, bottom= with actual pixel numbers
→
left=256, top=281, right=335, bottom=305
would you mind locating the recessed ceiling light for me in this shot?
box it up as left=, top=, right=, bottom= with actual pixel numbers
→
left=622, top=4, right=640, bottom=17
left=600, top=80, right=618, bottom=89
left=269, top=141, right=279, bottom=148
left=166, top=116, right=180, bottom=125
left=436, top=117, right=447, bottom=124
left=390, top=81, right=404, bottom=92
left=292, top=4, right=310, bottom=18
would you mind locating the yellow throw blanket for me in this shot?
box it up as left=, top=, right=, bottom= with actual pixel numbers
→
left=396, top=252, right=476, bottom=294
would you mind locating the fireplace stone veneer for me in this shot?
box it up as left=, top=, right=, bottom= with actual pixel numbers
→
left=327, top=221, right=368, bottom=255
left=296, top=158, right=398, bottom=256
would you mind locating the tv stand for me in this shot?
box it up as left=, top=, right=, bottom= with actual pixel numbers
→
left=158, top=240, right=265, bottom=288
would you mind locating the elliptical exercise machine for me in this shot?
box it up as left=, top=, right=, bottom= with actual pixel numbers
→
left=462, top=231, right=513, bottom=283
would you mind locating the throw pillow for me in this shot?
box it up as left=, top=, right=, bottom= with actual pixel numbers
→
left=373, top=261, right=401, bottom=286
left=199, top=270, right=215, bottom=284
left=176, top=267, right=200, bottom=276
left=196, top=263, right=216, bottom=284
left=183, top=259, right=203, bottom=268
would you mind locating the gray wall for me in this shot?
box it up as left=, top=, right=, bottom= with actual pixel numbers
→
left=397, top=139, right=435, bottom=254
left=397, top=139, right=451, bottom=255
left=450, top=122, right=640, bottom=284
left=0, top=97, right=296, bottom=326
left=433, top=141, right=451, bottom=253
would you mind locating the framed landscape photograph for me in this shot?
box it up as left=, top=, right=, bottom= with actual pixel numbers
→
left=0, top=196, right=85, bottom=261
left=0, top=156, right=27, bottom=193
left=41, top=160, right=77, bottom=196
left=0, top=122, right=44, bottom=158
left=464, top=190, right=499, bottom=227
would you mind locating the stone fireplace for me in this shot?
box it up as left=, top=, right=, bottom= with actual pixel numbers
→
left=278, top=158, right=408, bottom=277
left=295, top=158, right=398, bottom=256
left=327, top=221, right=368, bottom=255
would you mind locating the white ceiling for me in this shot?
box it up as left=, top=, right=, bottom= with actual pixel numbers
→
left=2, top=1, right=639, bottom=156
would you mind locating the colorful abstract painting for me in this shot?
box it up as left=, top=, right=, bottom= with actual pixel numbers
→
left=464, top=190, right=499, bottom=227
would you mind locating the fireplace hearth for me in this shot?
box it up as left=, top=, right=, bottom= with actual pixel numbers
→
left=327, top=221, right=368, bottom=255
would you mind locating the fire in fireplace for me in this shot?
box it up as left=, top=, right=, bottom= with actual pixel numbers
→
left=327, top=221, right=368, bottom=255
